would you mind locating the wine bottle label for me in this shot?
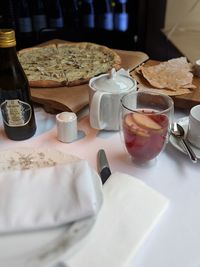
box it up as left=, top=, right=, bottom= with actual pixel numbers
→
left=83, top=14, right=95, bottom=28
left=19, top=17, right=33, bottom=33
left=100, top=13, right=113, bottom=30
left=0, top=99, right=32, bottom=127
left=49, top=17, right=64, bottom=28
left=114, top=13, right=128, bottom=31
left=33, top=15, right=47, bottom=31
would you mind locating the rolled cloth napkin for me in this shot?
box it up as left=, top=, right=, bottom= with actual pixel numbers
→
left=66, top=172, right=169, bottom=267
left=0, top=160, right=101, bottom=233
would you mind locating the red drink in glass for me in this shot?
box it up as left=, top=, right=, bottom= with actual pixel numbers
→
left=123, top=110, right=169, bottom=162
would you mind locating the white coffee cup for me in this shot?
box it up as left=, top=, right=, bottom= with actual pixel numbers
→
left=187, top=105, right=200, bottom=148
left=89, top=68, right=137, bottom=131
left=193, top=59, right=200, bottom=77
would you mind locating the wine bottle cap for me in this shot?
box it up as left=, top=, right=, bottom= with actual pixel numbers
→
left=0, top=29, right=16, bottom=48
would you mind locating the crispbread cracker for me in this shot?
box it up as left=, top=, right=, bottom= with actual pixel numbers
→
left=140, top=57, right=193, bottom=91
left=137, top=84, right=191, bottom=96
left=132, top=57, right=195, bottom=97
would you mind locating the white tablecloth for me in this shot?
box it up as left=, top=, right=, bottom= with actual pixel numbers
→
left=0, top=107, right=199, bottom=267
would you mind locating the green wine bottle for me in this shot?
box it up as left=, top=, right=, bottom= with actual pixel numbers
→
left=0, top=29, right=36, bottom=140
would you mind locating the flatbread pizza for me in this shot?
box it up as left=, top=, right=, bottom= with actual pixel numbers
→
left=17, top=42, right=121, bottom=88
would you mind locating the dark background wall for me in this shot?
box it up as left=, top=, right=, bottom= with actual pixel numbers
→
left=0, top=0, right=182, bottom=60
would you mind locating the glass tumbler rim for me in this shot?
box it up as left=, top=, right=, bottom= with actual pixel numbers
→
left=120, top=90, right=174, bottom=115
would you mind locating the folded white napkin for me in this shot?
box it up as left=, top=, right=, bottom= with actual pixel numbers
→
left=66, top=172, right=169, bottom=267
left=0, top=160, right=100, bottom=233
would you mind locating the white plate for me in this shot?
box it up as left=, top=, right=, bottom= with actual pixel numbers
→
left=169, top=117, right=200, bottom=159
left=0, top=148, right=103, bottom=267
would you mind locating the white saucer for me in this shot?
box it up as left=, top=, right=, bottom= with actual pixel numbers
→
left=169, top=117, right=200, bottom=159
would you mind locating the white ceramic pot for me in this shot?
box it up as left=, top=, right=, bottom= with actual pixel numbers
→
left=89, top=68, right=137, bottom=131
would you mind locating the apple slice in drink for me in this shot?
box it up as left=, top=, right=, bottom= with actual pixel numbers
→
left=124, top=113, right=134, bottom=127
left=132, top=113, right=162, bottom=131
left=124, top=114, right=149, bottom=137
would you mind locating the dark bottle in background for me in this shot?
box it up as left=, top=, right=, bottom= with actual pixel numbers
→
left=48, top=0, right=64, bottom=28
left=31, top=0, right=47, bottom=33
left=94, top=0, right=114, bottom=31
left=0, top=0, right=16, bottom=29
left=114, top=0, right=129, bottom=32
left=0, top=29, right=36, bottom=140
left=62, top=0, right=80, bottom=31
left=82, top=0, right=95, bottom=29
left=17, top=0, right=33, bottom=34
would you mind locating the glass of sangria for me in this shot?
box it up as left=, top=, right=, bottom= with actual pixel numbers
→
left=120, top=90, right=174, bottom=164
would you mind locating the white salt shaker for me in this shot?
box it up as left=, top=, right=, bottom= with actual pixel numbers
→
left=56, top=112, right=78, bottom=143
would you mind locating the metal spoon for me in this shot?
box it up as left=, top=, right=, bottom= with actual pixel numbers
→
left=171, top=122, right=197, bottom=163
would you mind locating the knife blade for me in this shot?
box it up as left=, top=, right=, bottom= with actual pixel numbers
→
left=97, top=149, right=111, bottom=184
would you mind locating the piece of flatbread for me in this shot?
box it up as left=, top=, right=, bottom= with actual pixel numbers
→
left=139, top=57, right=194, bottom=91
left=132, top=57, right=195, bottom=96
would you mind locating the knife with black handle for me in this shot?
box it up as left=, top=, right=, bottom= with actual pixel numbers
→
left=97, top=149, right=111, bottom=184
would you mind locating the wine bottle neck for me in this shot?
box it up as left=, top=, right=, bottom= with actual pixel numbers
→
left=0, top=46, right=18, bottom=63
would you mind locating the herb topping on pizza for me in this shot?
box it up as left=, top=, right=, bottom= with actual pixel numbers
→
left=18, top=42, right=121, bottom=88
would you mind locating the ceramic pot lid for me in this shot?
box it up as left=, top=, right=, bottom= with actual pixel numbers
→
left=92, top=68, right=135, bottom=93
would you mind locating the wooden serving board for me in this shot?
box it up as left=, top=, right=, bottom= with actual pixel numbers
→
left=30, top=39, right=149, bottom=113
left=173, top=77, right=200, bottom=109
left=131, top=59, right=200, bottom=110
